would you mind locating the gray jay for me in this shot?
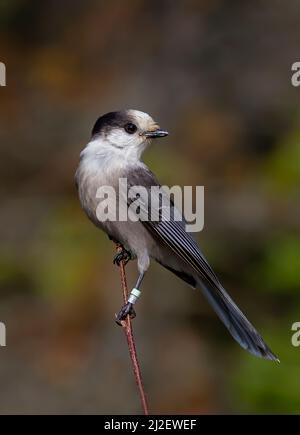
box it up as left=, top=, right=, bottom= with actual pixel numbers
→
left=75, top=109, right=278, bottom=361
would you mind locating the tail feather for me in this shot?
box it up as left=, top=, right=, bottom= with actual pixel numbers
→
left=199, top=279, right=279, bottom=361
left=159, top=259, right=278, bottom=361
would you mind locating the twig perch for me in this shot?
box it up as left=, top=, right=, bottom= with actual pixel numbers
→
left=116, top=244, right=149, bottom=415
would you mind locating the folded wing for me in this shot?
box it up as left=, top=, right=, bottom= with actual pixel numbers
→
left=126, top=165, right=278, bottom=361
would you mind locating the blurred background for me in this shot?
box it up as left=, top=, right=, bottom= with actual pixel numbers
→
left=0, top=0, right=300, bottom=414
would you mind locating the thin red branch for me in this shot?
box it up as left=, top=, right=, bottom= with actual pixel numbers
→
left=116, top=244, right=149, bottom=415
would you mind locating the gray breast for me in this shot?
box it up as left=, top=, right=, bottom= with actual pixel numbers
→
left=75, top=158, right=157, bottom=259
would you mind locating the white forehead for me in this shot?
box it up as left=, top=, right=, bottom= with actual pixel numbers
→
left=127, top=109, right=158, bottom=130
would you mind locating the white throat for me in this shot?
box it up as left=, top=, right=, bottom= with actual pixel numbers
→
left=80, top=136, right=149, bottom=175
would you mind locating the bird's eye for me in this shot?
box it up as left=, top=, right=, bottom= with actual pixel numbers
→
left=124, top=123, right=137, bottom=134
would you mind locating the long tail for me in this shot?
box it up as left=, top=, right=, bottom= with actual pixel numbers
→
left=158, top=259, right=278, bottom=361
left=198, top=278, right=279, bottom=361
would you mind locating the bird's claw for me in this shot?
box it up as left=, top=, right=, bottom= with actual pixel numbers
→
left=113, top=248, right=132, bottom=266
left=115, top=302, right=136, bottom=326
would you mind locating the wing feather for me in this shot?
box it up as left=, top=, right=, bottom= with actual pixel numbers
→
left=125, top=165, right=278, bottom=361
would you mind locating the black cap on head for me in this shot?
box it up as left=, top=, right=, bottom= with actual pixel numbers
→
left=91, top=111, right=128, bottom=137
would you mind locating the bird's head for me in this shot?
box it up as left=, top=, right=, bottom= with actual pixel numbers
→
left=87, top=110, right=168, bottom=161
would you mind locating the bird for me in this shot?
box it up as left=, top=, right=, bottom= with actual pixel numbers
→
left=75, top=109, right=278, bottom=362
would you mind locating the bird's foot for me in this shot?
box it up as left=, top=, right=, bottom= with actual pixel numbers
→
left=113, top=247, right=132, bottom=266
left=115, top=302, right=136, bottom=325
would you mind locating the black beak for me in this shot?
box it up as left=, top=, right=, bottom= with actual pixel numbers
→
left=144, top=129, right=169, bottom=139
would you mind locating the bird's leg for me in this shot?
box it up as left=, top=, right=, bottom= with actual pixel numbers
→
left=113, top=245, right=132, bottom=266
left=115, top=272, right=145, bottom=325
